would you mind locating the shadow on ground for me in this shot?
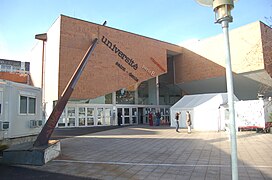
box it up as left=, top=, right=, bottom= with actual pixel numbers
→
left=0, top=164, right=96, bottom=180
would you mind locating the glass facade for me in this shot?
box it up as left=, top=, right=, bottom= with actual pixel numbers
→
left=138, top=81, right=149, bottom=105
left=116, top=89, right=135, bottom=104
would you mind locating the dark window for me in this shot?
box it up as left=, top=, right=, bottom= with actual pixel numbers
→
left=20, top=96, right=36, bottom=114
left=29, top=97, right=36, bottom=114
left=20, top=96, right=27, bottom=114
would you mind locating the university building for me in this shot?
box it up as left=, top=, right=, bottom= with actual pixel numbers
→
left=30, top=15, right=272, bottom=127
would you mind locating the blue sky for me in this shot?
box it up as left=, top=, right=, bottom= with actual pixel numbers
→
left=0, top=0, right=271, bottom=61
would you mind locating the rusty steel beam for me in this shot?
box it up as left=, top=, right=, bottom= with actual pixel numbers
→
left=33, top=21, right=107, bottom=147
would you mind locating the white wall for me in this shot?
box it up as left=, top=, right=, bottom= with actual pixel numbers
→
left=29, top=42, right=43, bottom=88
left=235, top=100, right=266, bottom=128
left=44, top=17, right=61, bottom=119
left=0, top=81, right=42, bottom=140
left=193, top=109, right=220, bottom=131
left=180, top=21, right=264, bottom=74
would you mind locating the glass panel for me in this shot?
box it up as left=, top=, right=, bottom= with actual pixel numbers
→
left=105, top=93, right=112, bottom=104
left=165, top=108, right=170, bottom=124
left=165, top=109, right=170, bottom=115
left=20, top=96, right=27, bottom=114
left=132, top=117, right=137, bottom=124
left=97, top=108, right=103, bottom=116
left=58, top=122, right=65, bottom=127
left=124, top=117, right=130, bottom=124
left=68, top=107, right=75, bottom=116
left=97, top=108, right=103, bottom=125
left=124, top=108, right=129, bottom=116
left=29, top=97, right=36, bottom=114
left=104, top=108, right=111, bottom=125
left=117, top=108, right=123, bottom=125
left=132, top=108, right=137, bottom=116
left=158, top=57, right=182, bottom=105
left=97, top=117, right=102, bottom=125
left=165, top=116, right=169, bottom=123
left=116, top=89, right=135, bottom=104
left=68, top=118, right=75, bottom=126
left=138, top=81, right=148, bottom=105
left=87, top=108, right=94, bottom=116
left=79, top=117, right=85, bottom=126
left=78, top=107, right=85, bottom=117
left=87, top=117, right=94, bottom=126
left=144, top=108, right=149, bottom=115
left=160, top=108, right=164, bottom=115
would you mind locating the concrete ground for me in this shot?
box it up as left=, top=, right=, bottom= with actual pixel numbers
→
left=4, top=126, right=272, bottom=179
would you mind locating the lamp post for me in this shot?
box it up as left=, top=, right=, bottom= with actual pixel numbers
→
left=35, top=33, right=47, bottom=121
left=195, top=0, right=238, bottom=179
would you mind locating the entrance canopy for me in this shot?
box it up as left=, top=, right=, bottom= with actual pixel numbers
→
left=170, top=93, right=239, bottom=131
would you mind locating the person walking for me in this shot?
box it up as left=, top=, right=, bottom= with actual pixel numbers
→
left=148, top=112, right=153, bottom=126
left=155, top=111, right=161, bottom=126
left=186, top=111, right=192, bottom=134
left=175, top=112, right=181, bottom=132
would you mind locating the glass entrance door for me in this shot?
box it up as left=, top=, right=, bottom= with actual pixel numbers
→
left=96, top=107, right=113, bottom=125
left=132, top=108, right=138, bottom=124
left=124, top=108, right=130, bottom=124
left=117, top=107, right=138, bottom=125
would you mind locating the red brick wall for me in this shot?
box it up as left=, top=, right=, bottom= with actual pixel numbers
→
left=261, top=22, right=272, bottom=78
left=58, top=15, right=182, bottom=99
left=0, top=72, right=30, bottom=84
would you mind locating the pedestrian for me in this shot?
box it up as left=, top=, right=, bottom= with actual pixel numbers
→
left=186, top=111, right=192, bottom=134
left=155, top=111, right=161, bottom=126
left=175, top=112, right=181, bottom=132
left=148, top=112, right=153, bottom=126
left=117, top=111, right=122, bottom=126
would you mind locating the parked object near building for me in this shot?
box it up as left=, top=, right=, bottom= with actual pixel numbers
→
left=170, top=93, right=239, bottom=131
left=0, top=80, right=42, bottom=146
left=236, top=99, right=272, bottom=133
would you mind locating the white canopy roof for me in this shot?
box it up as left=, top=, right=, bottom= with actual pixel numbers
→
left=171, top=93, right=238, bottom=111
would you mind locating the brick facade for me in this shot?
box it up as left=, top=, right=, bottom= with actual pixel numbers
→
left=31, top=15, right=272, bottom=102
left=261, top=22, right=272, bottom=77
left=58, top=15, right=182, bottom=99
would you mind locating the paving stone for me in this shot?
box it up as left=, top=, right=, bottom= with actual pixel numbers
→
left=11, top=126, right=272, bottom=180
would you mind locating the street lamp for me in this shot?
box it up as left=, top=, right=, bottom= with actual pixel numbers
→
left=35, top=33, right=47, bottom=121
left=195, top=0, right=238, bottom=180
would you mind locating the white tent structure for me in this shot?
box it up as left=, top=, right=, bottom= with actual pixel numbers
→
left=170, top=93, right=238, bottom=131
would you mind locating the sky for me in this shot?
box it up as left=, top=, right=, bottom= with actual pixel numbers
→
left=0, top=0, right=272, bottom=62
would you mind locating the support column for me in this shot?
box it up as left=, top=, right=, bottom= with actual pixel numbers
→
left=156, top=76, right=159, bottom=107
left=112, top=92, right=116, bottom=125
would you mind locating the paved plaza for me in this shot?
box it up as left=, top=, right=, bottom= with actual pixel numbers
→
left=10, top=126, right=272, bottom=179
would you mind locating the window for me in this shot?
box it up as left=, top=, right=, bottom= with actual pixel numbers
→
left=20, top=96, right=27, bottom=114
left=19, top=95, right=36, bottom=114
left=29, top=97, right=36, bottom=114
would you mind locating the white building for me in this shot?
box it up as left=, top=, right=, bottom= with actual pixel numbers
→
left=0, top=80, right=42, bottom=145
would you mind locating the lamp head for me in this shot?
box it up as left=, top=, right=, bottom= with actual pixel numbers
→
left=213, top=0, right=234, bottom=23
left=195, top=0, right=236, bottom=23
left=195, top=0, right=213, bottom=7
